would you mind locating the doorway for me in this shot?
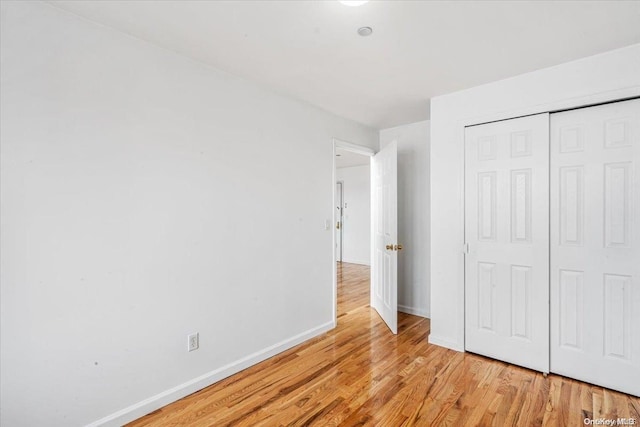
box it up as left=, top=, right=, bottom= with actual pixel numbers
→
left=335, top=151, right=370, bottom=266
left=332, top=139, right=374, bottom=324
left=332, top=138, right=400, bottom=334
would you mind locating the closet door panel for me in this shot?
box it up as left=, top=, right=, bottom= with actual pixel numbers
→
left=550, top=98, right=640, bottom=396
left=464, top=114, right=549, bottom=373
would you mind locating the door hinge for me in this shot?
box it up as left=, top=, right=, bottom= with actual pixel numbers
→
left=463, top=243, right=470, bottom=254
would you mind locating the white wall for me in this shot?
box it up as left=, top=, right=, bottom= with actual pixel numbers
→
left=429, top=44, right=640, bottom=351
left=336, top=165, right=370, bottom=265
left=0, top=2, right=377, bottom=426
left=380, top=121, right=430, bottom=318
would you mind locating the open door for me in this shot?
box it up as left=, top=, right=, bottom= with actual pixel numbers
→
left=371, top=141, right=398, bottom=334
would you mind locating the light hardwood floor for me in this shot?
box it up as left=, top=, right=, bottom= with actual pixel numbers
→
left=129, top=262, right=640, bottom=426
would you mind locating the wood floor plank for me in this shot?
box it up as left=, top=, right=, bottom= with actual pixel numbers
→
left=128, top=262, right=640, bottom=427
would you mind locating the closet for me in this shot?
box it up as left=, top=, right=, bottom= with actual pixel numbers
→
left=464, top=98, right=640, bottom=397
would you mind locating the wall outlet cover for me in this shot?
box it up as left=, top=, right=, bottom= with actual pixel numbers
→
left=187, top=333, right=199, bottom=352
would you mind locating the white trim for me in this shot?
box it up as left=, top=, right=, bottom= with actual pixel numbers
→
left=398, top=304, right=429, bottom=318
left=428, top=334, right=464, bottom=352
left=334, top=138, right=375, bottom=157
left=86, top=321, right=335, bottom=427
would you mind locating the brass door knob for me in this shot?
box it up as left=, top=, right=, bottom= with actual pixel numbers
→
left=395, top=244, right=403, bottom=251
left=386, top=244, right=393, bottom=250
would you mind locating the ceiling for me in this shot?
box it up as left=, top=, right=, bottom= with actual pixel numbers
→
left=336, top=148, right=369, bottom=168
left=48, top=0, right=640, bottom=129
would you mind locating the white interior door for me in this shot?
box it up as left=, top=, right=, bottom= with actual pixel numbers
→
left=550, top=98, right=640, bottom=396
left=371, top=141, right=398, bottom=334
left=464, top=114, right=550, bottom=373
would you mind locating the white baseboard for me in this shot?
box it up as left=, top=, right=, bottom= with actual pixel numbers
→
left=87, top=321, right=335, bottom=427
left=398, top=304, right=429, bottom=318
left=427, top=334, right=464, bottom=352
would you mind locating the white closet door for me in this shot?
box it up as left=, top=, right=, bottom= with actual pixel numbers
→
left=550, top=98, right=640, bottom=396
left=465, top=114, right=549, bottom=373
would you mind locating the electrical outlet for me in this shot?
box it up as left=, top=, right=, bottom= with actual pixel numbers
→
left=187, top=333, right=199, bottom=352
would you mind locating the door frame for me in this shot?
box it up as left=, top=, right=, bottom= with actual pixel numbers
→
left=336, top=181, right=344, bottom=263
left=332, top=138, right=375, bottom=324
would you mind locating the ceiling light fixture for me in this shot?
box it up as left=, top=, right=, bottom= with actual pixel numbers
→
left=339, top=0, right=369, bottom=6
left=357, top=27, right=373, bottom=37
